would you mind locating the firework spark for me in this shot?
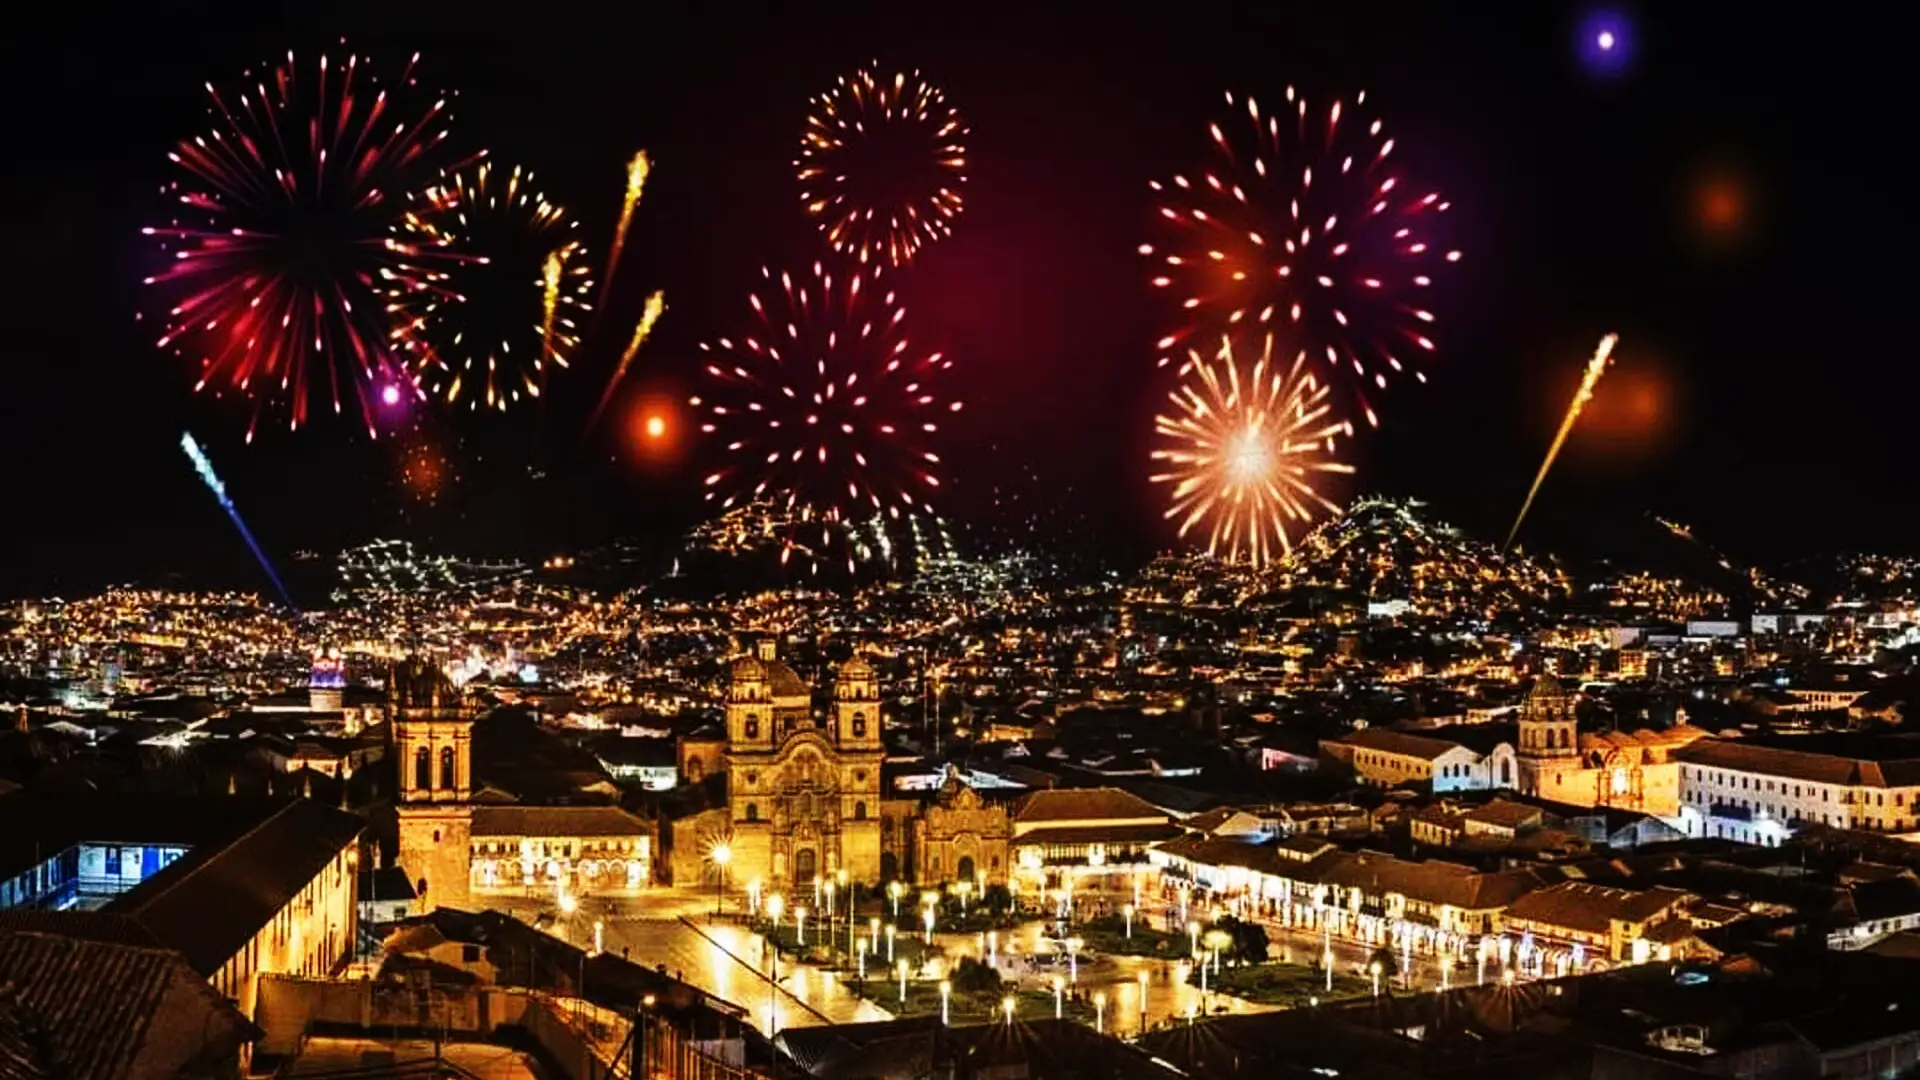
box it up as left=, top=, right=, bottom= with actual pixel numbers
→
left=1146, top=88, right=1460, bottom=428
left=581, top=290, right=667, bottom=444
left=386, top=160, right=593, bottom=412
left=691, top=262, right=961, bottom=573
left=144, top=47, right=459, bottom=440
left=1150, top=333, right=1354, bottom=568
left=797, top=64, right=968, bottom=268
left=1505, top=333, right=1618, bottom=550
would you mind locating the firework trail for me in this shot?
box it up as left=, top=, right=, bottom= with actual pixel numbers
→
left=387, top=160, right=594, bottom=412
left=579, top=290, right=667, bottom=446
left=1150, top=333, right=1355, bottom=568
left=797, top=64, right=968, bottom=268
left=181, top=432, right=293, bottom=606
left=1146, top=88, right=1459, bottom=428
left=602, top=150, right=651, bottom=297
left=1505, top=333, right=1619, bottom=550
left=144, top=47, right=461, bottom=440
left=692, top=263, right=960, bottom=573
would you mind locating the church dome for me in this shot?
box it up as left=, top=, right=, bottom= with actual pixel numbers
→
left=840, top=655, right=874, bottom=678
left=731, top=654, right=768, bottom=681
left=390, top=658, right=458, bottom=711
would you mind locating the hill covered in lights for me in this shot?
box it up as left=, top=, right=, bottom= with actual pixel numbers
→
left=1274, top=497, right=1572, bottom=617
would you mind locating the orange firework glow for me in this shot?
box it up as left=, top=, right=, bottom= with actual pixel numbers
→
left=604, top=150, right=651, bottom=293
left=581, top=290, right=667, bottom=445
left=1150, top=333, right=1354, bottom=568
left=1505, top=333, right=1618, bottom=550
left=797, top=63, right=967, bottom=268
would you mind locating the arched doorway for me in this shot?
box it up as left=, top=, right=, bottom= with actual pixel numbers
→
left=956, top=855, right=976, bottom=884
left=794, top=848, right=817, bottom=884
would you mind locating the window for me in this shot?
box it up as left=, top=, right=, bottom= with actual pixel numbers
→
left=440, top=746, right=456, bottom=790
left=854, top=801, right=868, bottom=821
left=745, top=803, right=759, bottom=823
left=433, top=830, right=441, bottom=843
left=853, top=713, right=868, bottom=738
left=745, top=718, right=759, bottom=739
left=414, top=746, right=432, bottom=790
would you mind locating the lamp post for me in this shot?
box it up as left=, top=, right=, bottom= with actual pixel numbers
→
left=710, top=842, right=732, bottom=917
left=870, top=917, right=881, bottom=955
left=1066, top=937, right=1082, bottom=984
left=593, top=919, right=604, bottom=957
left=885, top=923, right=896, bottom=963
left=824, top=879, right=836, bottom=931
left=856, top=938, right=867, bottom=981
left=1051, top=975, right=1064, bottom=1019
left=956, top=880, right=972, bottom=916
left=889, top=881, right=904, bottom=919
left=987, top=930, right=998, bottom=966
left=940, top=979, right=952, bottom=1026
left=1123, top=903, right=1134, bottom=940
left=1002, top=995, right=1016, bottom=1027
left=1187, top=920, right=1200, bottom=956
left=897, top=958, right=909, bottom=1004
left=1094, top=991, right=1106, bottom=1034
left=1138, top=970, right=1150, bottom=1036
left=796, top=906, right=807, bottom=947
left=922, top=905, right=935, bottom=945
left=1370, top=960, right=1382, bottom=998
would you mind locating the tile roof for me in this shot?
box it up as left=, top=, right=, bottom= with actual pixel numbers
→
left=1014, top=824, right=1183, bottom=847
left=1012, top=787, right=1170, bottom=825
left=1505, top=882, right=1694, bottom=935
left=0, top=930, right=255, bottom=1080
left=1675, top=738, right=1920, bottom=787
left=470, top=804, right=652, bottom=839
left=1328, top=728, right=1467, bottom=762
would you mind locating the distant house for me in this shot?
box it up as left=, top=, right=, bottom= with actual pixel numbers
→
left=1501, top=881, right=1698, bottom=965
left=1322, top=728, right=1489, bottom=792
left=358, top=865, right=417, bottom=927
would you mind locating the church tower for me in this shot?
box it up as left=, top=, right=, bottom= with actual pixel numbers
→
left=833, top=656, right=880, bottom=750
left=392, top=660, right=475, bottom=912
left=1517, top=675, right=1579, bottom=795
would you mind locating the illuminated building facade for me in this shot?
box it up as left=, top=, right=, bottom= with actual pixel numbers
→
left=393, top=662, right=476, bottom=913
left=722, top=640, right=883, bottom=885
left=1516, top=678, right=1707, bottom=816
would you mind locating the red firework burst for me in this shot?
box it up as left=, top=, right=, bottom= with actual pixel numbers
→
left=142, top=46, right=458, bottom=440
left=796, top=64, right=968, bottom=268
left=690, top=263, right=962, bottom=573
left=1144, top=88, right=1461, bottom=428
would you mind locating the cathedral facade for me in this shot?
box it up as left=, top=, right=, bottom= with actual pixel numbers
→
left=720, top=640, right=884, bottom=886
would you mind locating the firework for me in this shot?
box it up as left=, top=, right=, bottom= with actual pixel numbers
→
left=580, top=290, right=668, bottom=445
left=1505, top=334, right=1618, bottom=550
left=797, top=64, right=968, bottom=268
left=385, top=160, right=593, bottom=412
left=144, top=47, right=459, bottom=440
left=603, top=150, right=651, bottom=293
left=1145, top=88, right=1460, bottom=427
left=691, top=262, right=961, bottom=573
left=1150, top=333, right=1354, bottom=568
left=181, top=432, right=293, bottom=606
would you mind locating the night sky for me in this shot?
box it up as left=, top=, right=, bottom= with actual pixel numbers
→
left=0, top=2, right=1906, bottom=598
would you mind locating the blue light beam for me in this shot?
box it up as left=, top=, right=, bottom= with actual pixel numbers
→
left=180, top=432, right=294, bottom=608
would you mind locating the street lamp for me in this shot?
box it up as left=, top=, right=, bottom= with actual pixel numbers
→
left=889, top=881, right=904, bottom=919
left=1094, top=991, right=1106, bottom=1034
left=922, top=905, right=935, bottom=945
left=796, top=906, right=807, bottom=947
left=1066, top=937, right=1083, bottom=983
left=1138, top=970, right=1150, bottom=1036
left=856, top=938, right=868, bottom=980
left=1123, top=903, right=1134, bottom=939
left=710, top=842, right=732, bottom=917
left=1051, top=975, right=1064, bottom=1019
left=955, top=880, right=973, bottom=916
left=987, top=929, right=998, bottom=966
left=1002, top=995, right=1016, bottom=1027
left=897, top=958, right=909, bottom=1003
left=1187, top=920, right=1200, bottom=955
left=824, top=879, right=836, bottom=929
left=940, top=979, right=952, bottom=1026
left=1370, top=960, right=1382, bottom=997
left=869, top=916, right=881, bottom=955
left=593, top=919, right=604, bottom=956
left=885, top=923, right=897, bottom=962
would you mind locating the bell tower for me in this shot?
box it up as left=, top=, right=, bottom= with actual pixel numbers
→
left=834, top=656, right=880, bottom=749
left=393, top=660, right=475, bottom=912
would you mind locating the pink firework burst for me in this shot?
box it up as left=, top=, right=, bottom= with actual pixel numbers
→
left=1144, top=88, right=1461, bottom=428
left=142, top=46, right=457, bottom=441
left=690, top=262, right=962, bottom=574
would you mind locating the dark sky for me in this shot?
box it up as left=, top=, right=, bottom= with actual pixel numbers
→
left=0, top=2, right=1907, bottom=598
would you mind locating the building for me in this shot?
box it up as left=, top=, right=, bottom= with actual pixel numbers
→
left=720, top=641, right=884, bottom=886
left=1675, top=738, right=1920, bottom=844
left=0, top=793, right=362, bottom=1025
left=392, top=661, right=477, bottom=913
left=908, top=772, right=1011, bottom=885
left=1500, top=881, right=1698, bottom=966
left=0, top=929, right=258, bottom=1080
left=392, top=661, right=655, bottom=909
left=1515, top=678, right=1710, bottom=816
left=1322, top=727, right=1496, bottom=791
left=1009, top=787, right=1179, bottom=899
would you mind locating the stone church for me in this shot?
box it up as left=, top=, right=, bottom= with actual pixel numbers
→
left=672, top=640, right=1010, bottom=888
left=1513, top=676, right=1708, bottom=817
